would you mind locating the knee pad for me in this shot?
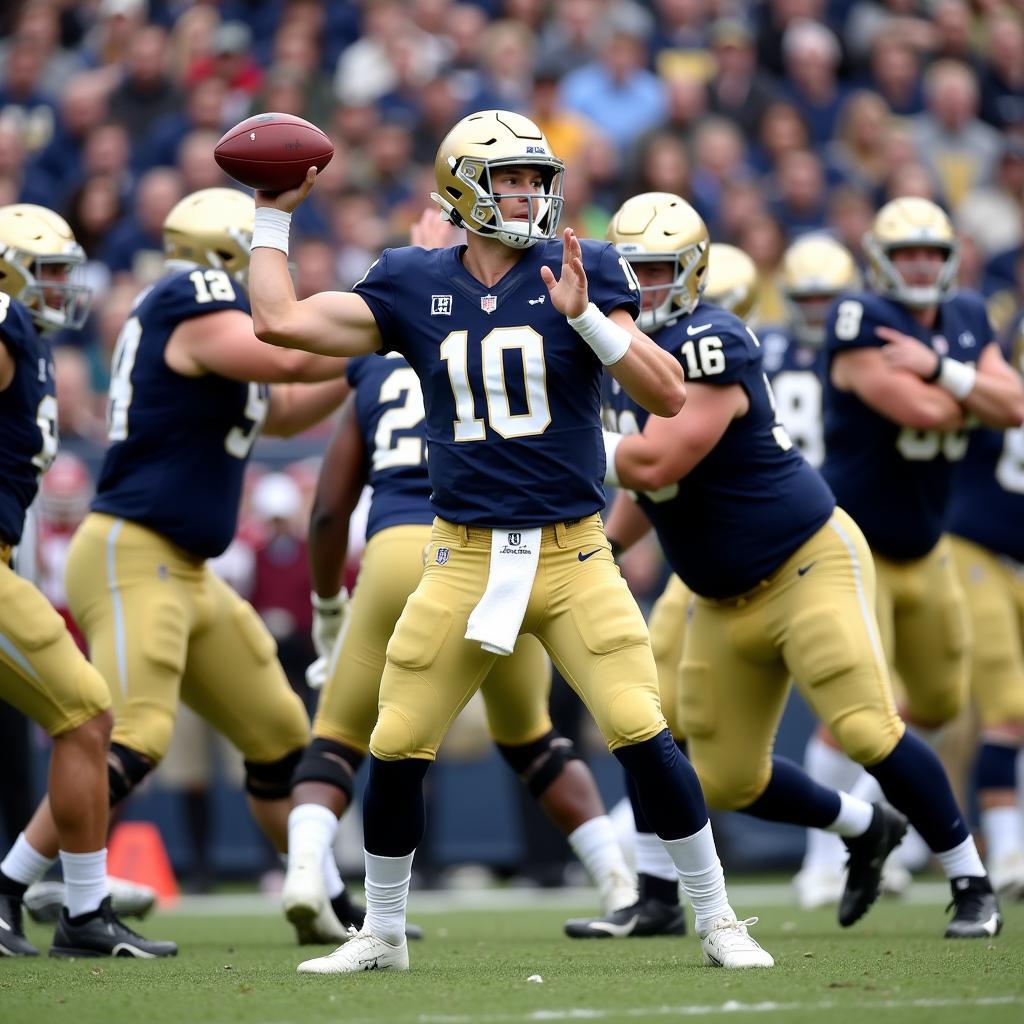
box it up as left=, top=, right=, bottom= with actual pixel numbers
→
left=830, top=708, right=902, bottom=766
left=107, top=742, right=154, bottom=806
left=290, top=738, right=363, bottom=801
left=245, top=747, right=304, bottom=800
left=496, top=729, right=579, bottom=798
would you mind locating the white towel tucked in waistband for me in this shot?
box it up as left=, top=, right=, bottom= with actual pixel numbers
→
left=465, top=527, right=542, bottom=656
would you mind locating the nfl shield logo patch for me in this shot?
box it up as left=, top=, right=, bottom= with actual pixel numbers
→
left=436, top=547, right=450, bottom=565
left=480, top=294, right=498, bottom=314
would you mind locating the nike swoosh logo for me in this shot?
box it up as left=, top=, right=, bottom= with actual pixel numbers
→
left=528, top=296, right=546, bottom=305
left=797, top=561, right=817, bottom=576
left=0, top=916, right=10, bottom=932
left=578, top=549, right=602, bottom=562
left=687, top=323, right=712, bottom=336
left=587, top=915, right=638, bottom=937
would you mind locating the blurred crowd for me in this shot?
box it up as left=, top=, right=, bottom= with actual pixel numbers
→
left=1, top=0, right=1022, bottom=430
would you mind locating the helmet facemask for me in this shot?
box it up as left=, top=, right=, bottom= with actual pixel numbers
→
left=433, top=155, right=565, bottom=250
left=864, top=237, right=959, bottom=309
left=619, top=244, right=708, bottom=332
left=2, top=247, right=92, bottom=333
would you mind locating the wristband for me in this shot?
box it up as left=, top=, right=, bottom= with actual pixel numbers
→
left=602, top=430, right=624, bottom=487
left=311, top=588, right=347, bottom=614
left=937, top=358, right=976, bottom=400
left=923, top=352, right=942, bottom=383
left=568, top=302, right=633, bottom=365
left=252, top=207, right=292, bottom=255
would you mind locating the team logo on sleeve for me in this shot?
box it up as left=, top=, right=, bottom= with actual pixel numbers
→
left=431, top=295, right=452, bottom=316
left=436, top=547, right=450, bottom=565
left=481, top=294, right=498, bottom=314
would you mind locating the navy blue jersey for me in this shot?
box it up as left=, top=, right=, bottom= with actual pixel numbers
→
left=948, top=316, right=1024, bottom=562
left=822, top=290, right=993, bottom=560
left=92, top=267, right=268, bottom=559
left=347, top=352, right=433, bottom=540
left=354, top=239, right=639, bottom=527
left=761, top=325, right=828, bottom=468
left=604, top=303, right=835, bottom=599
left=0, top=296, right=56, bottom=545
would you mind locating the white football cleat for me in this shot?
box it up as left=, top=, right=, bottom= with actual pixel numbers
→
left=598, top=866, right=638, bottom=914
left=24, top=876, right=157, bottom=924
left=792, top=866, right=845, bottom=910
left=989, top=850, right=1024, bottom=901
left=297, top=928, right=409, bottom=974
left=283, top=849, right=348, bottom=944
left=699, top=914, right=774, bottom=969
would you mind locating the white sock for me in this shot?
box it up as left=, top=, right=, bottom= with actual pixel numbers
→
left=660, top=820, right=731, bottom=934
left=288, top=803, right=337, bottom=871
left=804, top=734, right=864, bottom=792
left=635, top=831, right=678, bottom=882
left=364, top=850, right=413, bottom=944
left=322, top=849, right=344, bottom=900
left=825, top=792, right=875, bottom=838
left=801, top=827, right=847, bottom=874
left=567, top=815, right=632, bottom=889
left=59, top=849, right=108, bottom=918
left=980, top=806, right=1024, bottom=866
left=935, top=835, right=986, bottom=880
left=609, top=796, right=637, bottom=872
left=849, top=771, right=883, bottom=804
left=1, top=833, right=56, bottom=887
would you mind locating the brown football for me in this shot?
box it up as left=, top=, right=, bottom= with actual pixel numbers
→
left=214, top=112, right=334, bottom=192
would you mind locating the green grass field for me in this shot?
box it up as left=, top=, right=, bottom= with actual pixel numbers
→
left=2, top=884, right=1022, bottom=1024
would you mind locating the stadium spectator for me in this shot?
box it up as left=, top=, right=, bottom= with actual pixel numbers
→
left=781, top=18, right=847, bottom=147
left=748, top=99, right=811, bottom=178
left=736, top=211, right=788, bottom=323
left=957, top=140, right=1024, bottom=263
left=627, top=131, right=692, bottom=206
left=0, top=2, right=81, bottom=97
left=705, top=17, right=776, bottom=140
left=930, top=0, right=985, bottom=75
left=824, top=91, right=892, bottom=200
left=0, top=36, right=57, bottom=153
left=825, top=184, right=875, bottom=264
left=186, top=21, right=263, bottom=126
left=689, top=116, right=749, bottom=235
left=533, top=0, right=603, bottom=79
left=717, top=178, right=769, bottom=246
left=633, top=68, right=708, bottom=162
left=978, top=9, right=1024, bottom=132
left=558, top=7, right=667, bottom=153
left=262, top=21, right=335, bottom=129
left=768, top=148, right=830, bottom=237
left=102, top=166, right=183, bottom=281
left=911, top=59, right=1001, bottom=209
left=470, top=19, right=535, bottom=114
left=176, top=128, right=229, bottom=193
left=79, top=0, right=149, bottom=76
left=867, top=36, right=925, bottom=116
left=167, top=1, right=219, bottom=85
left=137, top=75, right=228, bottom=173
left=53, top=346, right=104, bottom=444
left=0, top=121, right=27, bottom=201
left=107, top=25, right=183, bottom=139
left=648, top=0, right=710, bottom=66
left=756, top=0, right=832, bottom=79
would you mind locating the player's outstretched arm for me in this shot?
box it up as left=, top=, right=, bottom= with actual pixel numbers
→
left=263, top=377, right=351, bottom=437
left=606, top=381, right=746, bottom=493
left=542, top=228, right=685, bottom=417
left=308, top=397, right=368, bottom=599
left=879, top=327, right=1024, bottom=429
left=250, top=168, right=382, bottom=358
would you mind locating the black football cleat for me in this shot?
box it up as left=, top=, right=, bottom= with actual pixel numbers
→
left=0, top=894, right=39, bottom=956
left=564, top=898, right=687, bottom=939
left=330, top=891, right=423, bottom=941
left=49, top=897, right=177, bottom=958
left=839, top=803, right=908, bottom=927
left=945, top=876, right=1003, bottom=939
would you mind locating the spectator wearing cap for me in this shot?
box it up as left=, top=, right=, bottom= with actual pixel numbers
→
left=781, top=18, right=848, bottom=147
left=705, top=17, right=777, bottom=140
left=186, top=20, right=264, bottom=127
left=978, top=10, right=1024, bottom=132
left=558, top=6, right=667, bottom=153
left=108, top=25, right=184, bottom=139
left=911, top=58, right=1002, bottom=209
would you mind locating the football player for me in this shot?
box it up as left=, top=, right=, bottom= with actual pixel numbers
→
left=594, top=191, right=1004, bottom=939
left=249, top=110, right=774, bottom=973
left=948, top=308, right=1024, bottom=897
left=0, top=204, right=175, bottom=957
left=286, top=344, right=639, bottom=948
left=702, top=243, right=760, bottom=323
left=16, top=189, right=353, bottom=945
left=807, top=196, right=1024, bottom=898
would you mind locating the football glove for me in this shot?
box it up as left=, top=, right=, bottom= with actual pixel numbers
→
left=306, top=588, right=349, bottom=690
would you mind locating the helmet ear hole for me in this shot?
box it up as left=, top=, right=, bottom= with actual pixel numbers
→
left=445, top=186, right=461, bottom=200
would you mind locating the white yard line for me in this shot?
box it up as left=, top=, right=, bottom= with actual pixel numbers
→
left=165, top=882, right=952, bottom=918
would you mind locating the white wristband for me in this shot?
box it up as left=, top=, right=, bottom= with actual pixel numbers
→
left=568, top=302, right=632, bottom=365
left=251, top=207, right=292, bottom=255
left=311, top=588, right=347, bottom=614
left=937, top=358, right=976, bottom=400
left=602, top=430, right=624, bottom=487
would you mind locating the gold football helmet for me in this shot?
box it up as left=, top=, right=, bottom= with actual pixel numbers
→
left=863, top=197, right=958, bottom=309
left=0, top=204, right=90, bottom=333
left=779, top=235, right=861, bottom=346
left=606, top=192, right=709, bottom=331
left=163, top=187, right=254, bottom=282
left=703, top=243, right=759, bottom=322
left=430, top=110, right=565, bottom=249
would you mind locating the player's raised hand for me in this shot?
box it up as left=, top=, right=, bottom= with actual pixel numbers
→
left=877, top=325, right=941, bottom=379
left=255, top=165, right=318, bottom=213
left=540, top=227, right=589, bottom=319
left=410, top=207, right=462, bottom=249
